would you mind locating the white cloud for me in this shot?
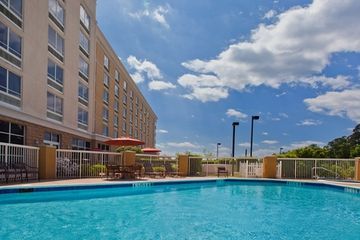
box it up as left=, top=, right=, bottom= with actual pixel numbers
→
left=304, top=89, right=360, bottom=122
left=288, top=140, right=325, bottom=149
left=157, top=129, right=168, bottom=134
left=239, top=142, right=250, bottom=147
left=279, top=113, right=289, bottom=118
left=262, top=140, right=278, bottom=144
left=167, top=142, right=202, bottom=149
left=129, top=5, right=170, bottom=29
left=148, top=80, right=176, bottom=91
left=130, top=72, right=145, bottom=84
left=296, top=119, right=322, bottom=126
left=178, top=0, right=360, bottom=102
left=262, top=132, right=269, bottom=135
left=263, top=9, right=277, bottom=19
left=271, top=117, right=281, bottom=121
left=226, top=109, right=248, bottom=119
left=127, top=55, right=162, bottom=80
left=275, top=92, right=287, bottom=97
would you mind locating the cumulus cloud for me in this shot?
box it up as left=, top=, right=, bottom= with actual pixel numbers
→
left=157, top=129, right=168, bottom=134
left=263, top=9, right=277, bottom=19
left=304, top=88, right=360, bottom=122
left=262, top=132, right=269, bottom=135
left=226, top=109, right=248, bottom=119
left=296, top=119, right=322, bottom=126
left=178, top=0, right=360, bottom=102
left=129, top=5, right=170, bottom=29
left=167, top=142, right=202, bottom=149
left=149, top=81, right=176, bottom=90
left=239, top=142, right=251, bottom=147
left=262, top=140, right=278, bottom=144
left=288, top=140, right=325, bottom=149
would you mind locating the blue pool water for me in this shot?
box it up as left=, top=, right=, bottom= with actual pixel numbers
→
left=0, top=180, right=359, bottom=240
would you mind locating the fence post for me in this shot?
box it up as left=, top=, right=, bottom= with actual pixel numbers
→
left=355, top=157, right=360, bottom=181
left=4, top=144, right=8, bottom=164
left=295, top=160, right=297, bottom=179
left=314, top=160, right=317, bottom=178
left=79, top=152, right=82, bottom=178
left=178, top=155, right=189, bottom=176
left=38, top=145, right=56, bottom=179
left=263, top=156, right=277, bottom=178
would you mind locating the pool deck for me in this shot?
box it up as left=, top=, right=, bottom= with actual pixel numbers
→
left=1, top=177, right=359, bottom=190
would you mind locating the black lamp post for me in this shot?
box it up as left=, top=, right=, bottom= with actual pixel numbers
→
left=216, top=142, right=221, bottom=160
left=279, top=147, right=284, bottom=154
left=250, top=115, right=260, bottom=157
left=231, top=122, right=239, bottom=176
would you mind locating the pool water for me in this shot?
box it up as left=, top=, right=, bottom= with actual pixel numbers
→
left=0, top=181, right=359, bottom=240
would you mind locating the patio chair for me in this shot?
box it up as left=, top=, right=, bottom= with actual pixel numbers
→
left=105, top=164, right=121, bottom=179
left=0, top=163, right=8, bottom=183
left=217, top=166, right=228, bottom=177
left=143, top=162, right=164, bottom=178
left=12, top=163, right=38, bottom=182
left=164, top=162, right=180, bottom=177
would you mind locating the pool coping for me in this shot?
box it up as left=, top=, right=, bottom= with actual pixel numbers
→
left=0, top=178, right=359, bottom=195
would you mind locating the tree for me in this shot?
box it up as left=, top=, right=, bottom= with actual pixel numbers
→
left=348, top=124, right=360, bottom=146
left=327, top=137, right=351, bottom=158
left=350, top=145, right=360, bottom=158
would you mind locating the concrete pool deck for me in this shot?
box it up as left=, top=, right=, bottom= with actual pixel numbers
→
left=1, top=177, right=360, bottom=190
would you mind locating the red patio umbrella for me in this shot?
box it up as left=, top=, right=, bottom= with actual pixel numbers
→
left=142, top=147, right=161, bottom=153
left=105, top=137, right=145, bottom=146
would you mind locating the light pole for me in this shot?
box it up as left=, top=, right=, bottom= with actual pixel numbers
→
left=250, top=115, right=260, bottom=157
left=216, top=142, right=221, bottom=160
left=232, top=122, right=239, bottom=176
left=279, top=147, right=284, bottom=154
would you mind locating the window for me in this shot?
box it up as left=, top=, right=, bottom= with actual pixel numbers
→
left=0, top=66, right=21, bottom=98
left=78, top=82, right=88, bottom=102
left=47, top=92, right=63, bottom=117
left=72, top=139, right=90, bottom=150
left=103, top=73, right=109, bottom=87
left=114, top=99, right=119, bottom=112
left=102, top=125, right=109, bottom=136
left=47, top=59, right=63, bottom=86
left=123, top=80, right=127, bottom=91
left=135, top=108, right=138, bottom=116
left=114, top=128, right=118, bottom=138
left=103, top=89, right=109, bottom=103
left=122, top=121, right=126, bottom=133
left=0, top=0, right=22, bottom=19
left=115, top=70, right=119, bottom=82
left=0, top=21, right=22, bottom=59
left=0, top=120, right=24, bottom=144
left=80, top=5, right=90, bottom=31
left=135, top=96, right=139, bottom=105
left=79, top=57, right=89, bottom=78
left=114, top=84, right=119, bottom=97
left=122, top=94, right=127, bottom=105
left=104, top=55, right=109, bottom=69
left=129, top=101, right=133, bottom=111
left=129, top=114, right=133, bottom=123
left=78, top=108, right=88, bottom=126
left=122, top=108, right=127, bottom=119
left=48, top=26, right=64, bottom=56
left=102, top=107, right=108, bottom=121
left=129, top=90, right=133, bottom=99
left=129, top=126, right=133, bottom=136
left=114, top=114, right=118, bottom=127
left=44, top=132, right=60, bottom=148
left=134, top=129, right=138, bottom=138
left=79, top=31, right=89, bottom=54
left=48, top=0, right=64, bottom=27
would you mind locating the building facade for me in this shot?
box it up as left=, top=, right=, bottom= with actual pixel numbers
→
left=0, top=0, right=157, bottom=150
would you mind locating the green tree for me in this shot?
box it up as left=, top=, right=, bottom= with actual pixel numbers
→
left=115, top=146, right=143, bottom=153
left=350, top=145, right=360, bottom=158
left=327, top=137, right=351, bottom=158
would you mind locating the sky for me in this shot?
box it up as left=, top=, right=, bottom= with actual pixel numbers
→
left=96, top=0, right=360, bottom=157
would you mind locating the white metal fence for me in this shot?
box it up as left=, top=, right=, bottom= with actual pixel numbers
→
left=0, top=142, right=39, bottom=181
left=56, top=150, right=122, bottom=178
left=277, top=158, right=356, bottom=180
left=136, top=154, right=178, bottom=169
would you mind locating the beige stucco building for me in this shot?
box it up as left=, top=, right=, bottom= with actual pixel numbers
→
left=0, top=0, right=157, bottom=150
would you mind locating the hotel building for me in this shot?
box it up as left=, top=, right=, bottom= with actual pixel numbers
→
left=0, top=0, right=157, bottom=150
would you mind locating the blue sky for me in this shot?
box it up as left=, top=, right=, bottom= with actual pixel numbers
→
left=97, top=0, right=360, bottom=156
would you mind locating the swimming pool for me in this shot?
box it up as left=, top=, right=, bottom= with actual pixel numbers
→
left=0, top=179, right=359, bottom=240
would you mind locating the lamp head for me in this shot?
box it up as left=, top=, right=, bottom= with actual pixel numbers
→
left=217, top=143, right=221, bottom=146
left=252, top=115, right=260, bottom=120
left=232, top=122, right=239, bottom=126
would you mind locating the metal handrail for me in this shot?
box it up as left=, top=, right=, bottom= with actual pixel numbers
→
left=312, top=166, right=340, bottom=179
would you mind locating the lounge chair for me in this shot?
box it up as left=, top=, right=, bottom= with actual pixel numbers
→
left=143, top=162, right=164, bottom=178
left=164, top=162, right=180, bottom=177
left=0, top=163, right=8, bottom=183
left=217, top=166, right=228, bottom=177
left=12, top=163, right=38, bottom=182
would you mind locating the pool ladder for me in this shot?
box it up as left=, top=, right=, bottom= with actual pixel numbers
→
left=312, top=167, right=339, bottom=179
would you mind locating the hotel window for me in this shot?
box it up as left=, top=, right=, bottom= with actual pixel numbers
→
left=47, top=92, right=63, bottom=121
left=129, top=126, right=133, bottom=136
left=0, top=21, right=22, bottom=59
left=129, top=101, right=133, bottom=111
left=103, top=73, right=109, bottom=87
left=122, top=94, right=127, bottom=105
left=80, top=5, right=90, bottom=31
left=114, top=128, right=118, bottom=138
left=0, top=66, right=21, bottom=99
left=134, top=129, right=138, bottom=138
left=79, top=31, right=89, bottom=54
left=129, top=90, right=133, bottom=99
left=78, top=108, right=88, bottom=126
left=78, top=82, right=88, bottom=102
left=72, top=139, right=90, bottom=150
left=114, top=114, right=118, bottom=127
left=135, top=108, right=138, bottom=116
left=0, top=120, right=24, bottom=144
left=122, top=108, right=127, bottom=119
left=47, top=59, right=63, bottom=90
left=129, top=114, right=133, bottom=123
left=114, top=99, right=119, bottom=112
left=115, top=70, right=119, bottom=82
left=103, top=89, right=109, bottom=103
left=0, top=0, right=22, bottom=19
left=140, top=113, right=143, bottom=120
left=102, top=107, right=109, bottom=121
left=135, top=96, right=138, bottom=105
left=48, top=26, right=64, bottom=57
left=114, top=84, right=119, bottom=97
left=102, top=125, right=109, bottom=136
left=104, top=55, right=109, bottom=70
left=123, top=80, right=127, bottom=91
left=44, top=132, right=60, bottom=148
left=79, top=57, right=89, bottom=79
left=122, top=121, right=126, bottom=133
left=48, top=0, right=64, bottom=28
left=134, top=118, right=138, bottom=127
